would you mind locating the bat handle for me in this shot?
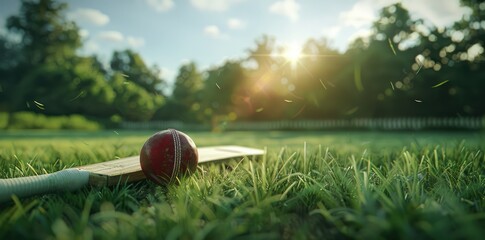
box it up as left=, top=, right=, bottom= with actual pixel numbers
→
left=0, top=169, right=90, bottom=203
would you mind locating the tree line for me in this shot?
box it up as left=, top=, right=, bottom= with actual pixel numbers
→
left=0, top=0, right=483, bottom=125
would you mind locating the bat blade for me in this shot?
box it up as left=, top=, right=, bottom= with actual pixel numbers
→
left=79, top=145, right=264, bottom=187
left=0, top=145, right=263, bottom=202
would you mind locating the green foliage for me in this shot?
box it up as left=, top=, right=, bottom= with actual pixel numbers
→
left=196, top=61, right=246, bottom=123
left=6, top=0, right=81, bottom=65
left=165, top=62, right=203, bottom=122
left=5, top=112, right=100, bottom=130
left=0, top=0, right=166, bottom=122
left=110, top=73, right=164, bottom=121
left=1, top=0, right=484, bottom=124
left=13, top=59, right=116, bottom=117
left=0, top=131, right=484, bottom=239
left=0, top=112, right=8, bottom=129
left=110, top=49, right=166, bottom=94
left=247, top=35, right=276, bottom=71
left=62, top=115, right=102, bottom=130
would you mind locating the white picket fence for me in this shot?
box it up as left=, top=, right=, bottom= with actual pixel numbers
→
left=121, top=117, right=485, bottom=131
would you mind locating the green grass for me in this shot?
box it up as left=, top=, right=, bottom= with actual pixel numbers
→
left=1, top=130, right=485, bottom=239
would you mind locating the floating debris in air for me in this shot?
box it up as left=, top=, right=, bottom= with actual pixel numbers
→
left=388, top=38, right=397, bottom=56
left=34, top=100, right=45, bottom=110
left=319, top=79, right=327, bottom=90
left=432, top=80, right=449, bottom=88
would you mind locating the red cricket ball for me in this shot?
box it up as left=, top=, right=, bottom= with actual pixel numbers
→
left=140, top=129, right=198, bottom=185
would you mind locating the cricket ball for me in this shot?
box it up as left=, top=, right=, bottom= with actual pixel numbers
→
left=140, top=129, right=198, bottom=185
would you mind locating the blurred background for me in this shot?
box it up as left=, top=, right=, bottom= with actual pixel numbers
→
left=0, top=0, right=483, bottom=131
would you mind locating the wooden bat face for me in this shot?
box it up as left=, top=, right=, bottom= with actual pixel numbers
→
left=78, top=145, right=264, bottom=186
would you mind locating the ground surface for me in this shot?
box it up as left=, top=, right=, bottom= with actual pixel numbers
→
left=1, top=130, right=484, bottom=239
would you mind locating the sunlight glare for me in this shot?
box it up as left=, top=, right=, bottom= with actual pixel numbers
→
left=284, top=44, right=302, bottom=64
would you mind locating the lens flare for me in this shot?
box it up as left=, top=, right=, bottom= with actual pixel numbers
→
left=283, top=44, right=302, bottom=65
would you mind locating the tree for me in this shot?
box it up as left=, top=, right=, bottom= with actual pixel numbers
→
left=7, top=0, right=81, bottom=66
left=110, top=73, right=164, bottom=121
left=456, top=0, right=485, bottom=61
left=345, top=3, right=424, bottom=117
left=450, top=0, right=485, bottom=116
left=242, top=35, right=286, bottom=120
left=407, top=0, right=485, bottom=117
left=247, top=35, right=276, bottom=72
left=110, top=49, right=166, bottom=95
left=0, top=35, right=22, bottom=111
left=198, top=60, right=247, bottom=123
left=2, top=0, right=118, bottom=118
left=13, top=57, right=115, bottom=117
left=164, top=62, right=203, bottom=121
left=290, top=38, right=348, bottom=119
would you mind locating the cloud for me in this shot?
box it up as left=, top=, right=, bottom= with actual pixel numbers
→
left=84, top=40, right=99, bottom=53
left=204, top=25, right=221, bottom=38
left=97, top=31, right=145, bottom=48
left=146, top=0, right=174, bottom=12
left=127, top=36, right=145, bottom=48
left=94, top=31, right=145, bottom=50
left=401, top=0, right=471, bottom=28
left=339, top=0, right=376, bottom=28
left=322, top=26, right=341, bottom=39
left=160, top=67, right=176, bottom=80
left=67, top=8, right=109, bottom=26
left=79, top=29, right=89, bottom=39
left=191, top=0, right=243, bottom=11
left=227, top=18, right=246, bottom=29
left=97, top=31, right=124, bottom=42
left=340, top=0, right=471, bottom=30
left=337, top=0, right=471, bottom=50
left=269, top=0, right=300, bottom=22
left=348, top=28, right=373, bottom=43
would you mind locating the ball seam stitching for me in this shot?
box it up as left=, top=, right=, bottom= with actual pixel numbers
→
left=169, top=129, right=181, bottom=184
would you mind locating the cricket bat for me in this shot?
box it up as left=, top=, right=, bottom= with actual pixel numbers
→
left=0, top=145, right=264, bottom=202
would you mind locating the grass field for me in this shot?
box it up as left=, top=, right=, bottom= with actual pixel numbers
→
left=1, top=130, right=485, bottom=239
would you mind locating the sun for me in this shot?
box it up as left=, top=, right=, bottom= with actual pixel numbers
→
left=283, top=43, right=302, bottom=66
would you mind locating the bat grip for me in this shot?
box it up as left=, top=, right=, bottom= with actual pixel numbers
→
left=0, top=169, right=90, bottom=203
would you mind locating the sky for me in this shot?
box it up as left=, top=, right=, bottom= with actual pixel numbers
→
left=0, top=0, right=471, bottom=86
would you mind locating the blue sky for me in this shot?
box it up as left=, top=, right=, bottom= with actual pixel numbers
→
left=0, top=0, right=471, bottom=86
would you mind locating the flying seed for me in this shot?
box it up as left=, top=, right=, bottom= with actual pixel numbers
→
left=388, top=38, right=397, bottom=56
left=34, top=100, right=45, bottom=110
left=345, top=107, right=359, bottom=115
left=415, top=59, right=423, bottom=75
left=432, top=80, right=449, bottom=88
left=70, top=91, right=85, bottom=101
left=319, top=79, right=327, bottom=90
